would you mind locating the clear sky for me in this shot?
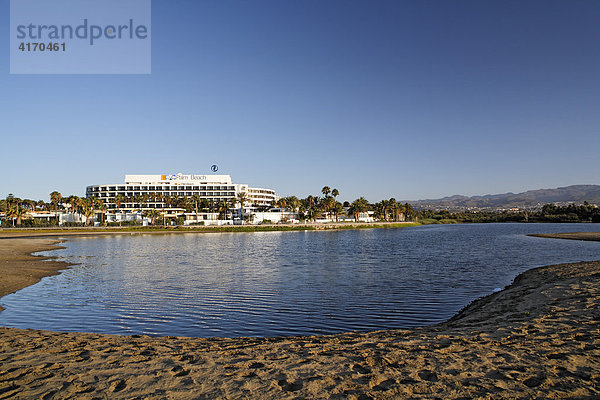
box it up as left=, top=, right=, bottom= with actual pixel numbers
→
left=2, top=0, right=599, bottom=203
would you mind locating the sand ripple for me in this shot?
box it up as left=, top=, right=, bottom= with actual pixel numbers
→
left=1, top=260, right=599, bottom=398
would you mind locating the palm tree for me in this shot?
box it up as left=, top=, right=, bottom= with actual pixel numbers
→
left=133, top=194, right=144, bottom=216
left=217, top=200, right=230, bottom=220
left=125, top=196, right=134, bottom=211
left=200, top=198, right=209, bottom=212
left=92, top=198, right=107, bottom=225
left=181, top=196, right=194, bottom=213
left=321, top=186, right=331, bottom=198
left=388, top=198, right=404, bottom=222
left=348, top=197, right=370, bottom=222
left=237, top=192, right=248, bottom=221
left=36, top=199, right=48, bottom=211
left=381, top=199, right=390, bottom=221
left=276, top=197, right=287, bottom=209
left=332, top=188, right=339, bottom=201
left=284, top=196, right=298, bottom=212
left=141, top=193, right=150, bottom=210
left=50, top=191, right=62, bottom=211
left=112, top=194, right=124, bottom=211
left=404, top=203, right=415, bottom=221
left=66, top=196, right=80, bottom=223
left=322, top=196, right=335, bottom=220
left=170, top=195, right=181, bottom=210
left=163, top=194, right=173, bottom=210
left=155, top=193, right=164, bottom=208
left=206, top=199, right=216, bottom=215
left=144, top=209, right=161, bottom=225
left=332, top=202, right=345, bottom=222
left=7, top=202, right=27, bottom=226
left=191, top=194, right=203, bottom=222
left=83, top=199, right=95, bottom=226
left=307, top=205, right=322, bottom=222
left=23, top=199, right=36, bottom=212
left=111, top=194, right=126, bottom=226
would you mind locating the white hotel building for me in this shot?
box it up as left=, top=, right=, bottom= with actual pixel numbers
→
left=86, top=173, right=277, bottom=212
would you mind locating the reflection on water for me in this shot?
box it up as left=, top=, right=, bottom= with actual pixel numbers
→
left=0, top=223, right=599, bottom=337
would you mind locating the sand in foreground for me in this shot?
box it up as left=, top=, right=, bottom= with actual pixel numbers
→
left=0, top=238, right=599, bottom=399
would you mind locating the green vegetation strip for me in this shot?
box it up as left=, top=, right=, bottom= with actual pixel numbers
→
left=0, top=222, right=422, bottom=236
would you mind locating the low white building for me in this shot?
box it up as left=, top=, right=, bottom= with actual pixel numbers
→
left=248, top=208, right=300, bottom=224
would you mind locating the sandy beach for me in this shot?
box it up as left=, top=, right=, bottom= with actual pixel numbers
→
left=0, top=233, right=599, bottom=398
left=529, top=232, right=600, bottom=242
left=0, top=238, right=71, bottom=312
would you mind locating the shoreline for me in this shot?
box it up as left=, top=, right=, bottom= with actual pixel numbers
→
left=0, top=238, right=73, bottom=311
left=0, top=221, right=421, bottom=239
left=529, top=231, right=600, bottom=242
left=0, top=235, right=599, bottom=397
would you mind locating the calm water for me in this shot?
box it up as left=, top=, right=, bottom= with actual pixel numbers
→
left=1, top=223, right=599, bottom=337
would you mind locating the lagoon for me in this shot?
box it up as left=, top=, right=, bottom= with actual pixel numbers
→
left=0, top=223, right=599, bottom=337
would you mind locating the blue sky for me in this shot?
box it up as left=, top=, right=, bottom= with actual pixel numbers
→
left=1, top=0, right=599, bottom=203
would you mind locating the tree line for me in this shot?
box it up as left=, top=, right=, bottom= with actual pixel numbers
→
left=2, top=188, right=598, bottom=227
left=274, top=186, right=416, bottom=223
left=420, top=202, right=600, bottom=223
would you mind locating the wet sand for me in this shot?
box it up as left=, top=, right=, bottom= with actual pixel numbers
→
left=0, top=238, right=71, bottom=312
left=0, top=236, right=599, bottom=398
left=529, top=231, right=600, bottom=242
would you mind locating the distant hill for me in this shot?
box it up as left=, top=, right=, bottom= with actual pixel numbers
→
left=408, top=185, right=600, bottom=210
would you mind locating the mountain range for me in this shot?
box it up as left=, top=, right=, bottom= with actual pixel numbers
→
left=408, top=185, right=600, bottom=210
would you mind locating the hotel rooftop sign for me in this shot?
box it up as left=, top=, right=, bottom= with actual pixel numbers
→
left=124, top=174, right=233, bottom=184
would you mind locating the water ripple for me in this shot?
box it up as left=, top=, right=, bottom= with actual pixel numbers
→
left=0, top=223, right=599, bottom=337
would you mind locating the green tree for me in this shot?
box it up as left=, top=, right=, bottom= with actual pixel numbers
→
left=7, top=201, right=27, bottom=226
left=50, top=191, right=63, bottom=211
left=93, top=198, right=107, bottom=225
left=348, top=197, right=370, bottom=222
left=217, top=200, right=231, bottom=220
left=332, top=202, right=345, bottom=222
left=322, top=196, right=335, bottom=220
left=331, top=188, right=339, bottom=200
left=83, top=198, right=95, bottom=226
left=237, top=191, right=249, bottom=221
left=144, top=208, right=162, bottom=225
left=191, top=194, right=203, bottom=222
left=113, top=194, right=126, bottom=211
